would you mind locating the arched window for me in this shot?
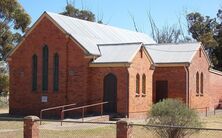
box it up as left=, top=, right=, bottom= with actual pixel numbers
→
left=136, top=74, right=140, bottom=95
left=42, top=45, right=48, bottom=91
left=200, top=73, right=203, bottom=95
left=53, top=53, right=59, bottom=91
left=196, top=72, right=199, bottom=96
left=32, top=54, right=37, bottom=91
left=142, top=74, right=146, bottom=95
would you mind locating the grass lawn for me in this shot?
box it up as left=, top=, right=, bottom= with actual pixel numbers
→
left=131, top=125, right=222, bottom=138
left=40, top=125, right=116, bottom=138
left=1, top=108, right=222, bottom=138
left=201, top=113, right=222, bottom=128
left=0, top=131, right=23, bottom=138
left=0, top=120, right=23, bottom=138
left=0, top=120, right=22, bottom=129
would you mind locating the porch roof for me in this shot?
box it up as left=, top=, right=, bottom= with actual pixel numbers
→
left=145, top=42, right=201, bottom=64
left=91, top=43, right=142, bottom=64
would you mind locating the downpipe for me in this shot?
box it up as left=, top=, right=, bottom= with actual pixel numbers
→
left=184, top=65, right=189, bottom=108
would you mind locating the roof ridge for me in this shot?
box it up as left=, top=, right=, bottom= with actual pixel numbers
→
left=98, top=42, right=143, bottom=46
left=145, top=42, right=200, bottom=46
left=45, top=11, right=156, bottom=55
left=46, top=11, right=150, bottom=37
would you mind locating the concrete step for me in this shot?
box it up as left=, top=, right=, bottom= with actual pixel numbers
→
left=63, top=113, right=126, bottom=122
left=109, top=113, right=125, bottom=121
left=63, top=114, right=110, bottom=122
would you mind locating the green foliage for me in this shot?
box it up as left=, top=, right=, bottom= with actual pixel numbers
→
left=0, top=0, right=31, bottom=60
left=60, top=2, right=104, bottom=24
left=186, top=12, right=218, bottom=48
left=0, top=95, right=8, bottom=108
left=61, top=3, right=96, bottom=22
left=0, top=61, right=9, bottom=108
left=187, top=9, right=222, bottom=71
left=147, top=99, right=202, bottom=138
left=0, top=61, right=9, bottom=94
left=0, top=74, right=9, bottom=94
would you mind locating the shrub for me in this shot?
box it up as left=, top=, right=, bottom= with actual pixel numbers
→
left=146, top=99, right=202, bottom=138
left=0, top=100, right=7, bottom=108
left=0, top=74, right=9, bottom=94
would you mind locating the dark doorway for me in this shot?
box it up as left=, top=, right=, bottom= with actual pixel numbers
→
left=156, top=80, right=168, bottom=103
left=103, top=73, right=117, bottom=113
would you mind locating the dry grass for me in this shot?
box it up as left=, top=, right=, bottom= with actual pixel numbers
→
left=0, top=130, right=23, bottom=138
left=1, top=108, right=222, bottom=138
left=0, top=120, right=22, bottom=129
left=201, top=114, right=222, bottom=128
left=0, top=120, right=23, bottom=138
left=0, top=106, right=8, bottom=114
left=132, top=125, right=222, bottom=138
left=40, top=125, right=116, bottom=138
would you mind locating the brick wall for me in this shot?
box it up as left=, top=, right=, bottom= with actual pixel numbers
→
left=209, top=71, right=222, bottom=109
left=153, top=66, right=186, bottom=103
left=8, top=16, right=92, bottom=116
left=127, top=49, right=153, bottom=118
left=8, top=16, right=151, bottom=118
left=188, top=48, right=222, bottom=111
left=9, top=17, right=69, bottom=116
left=9, top=15, right=222, bottom=118
left=88, top=67, right=128, bottom=116
left=152, top=48, right=222, bottom=111
left=188, top=48, right=211, bottom=110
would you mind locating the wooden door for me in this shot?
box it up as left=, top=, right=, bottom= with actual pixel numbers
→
left=156, top=80, right=168, bottom=103
left=103, top=73, right=117, bottom=113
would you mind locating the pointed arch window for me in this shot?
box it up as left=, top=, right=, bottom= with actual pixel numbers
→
left=136, top=74, right=140, bottom=95
left=142, top=74, right=146, bottom=95
left=196, top=72, right=199, bottom=96
left=53, top=53, right=59, bottom=91
left=32, top=54, right=37, bottom=91
left=42, top=45, right=48, bottom=91
left=200, top=73, right=204, bottom=96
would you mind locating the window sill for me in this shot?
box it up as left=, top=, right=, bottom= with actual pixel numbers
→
left=142, top=94, right=146, bottom=97
left=200, top=94, right=203, bottom=97
left=196, top=94, right=199, bottom=97
left=135, top=94, right=140, bottom=97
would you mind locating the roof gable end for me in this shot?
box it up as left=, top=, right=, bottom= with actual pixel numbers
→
left=145, top=42, right=203, bottom=65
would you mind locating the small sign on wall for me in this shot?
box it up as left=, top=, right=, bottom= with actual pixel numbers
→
left=41, top=96, right=48, bottom=103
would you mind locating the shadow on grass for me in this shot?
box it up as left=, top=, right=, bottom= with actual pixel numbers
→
left=0, top=107, right=25, bottom=121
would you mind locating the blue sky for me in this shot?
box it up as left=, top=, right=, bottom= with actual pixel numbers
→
left=18, top=0, right=222, bottom=35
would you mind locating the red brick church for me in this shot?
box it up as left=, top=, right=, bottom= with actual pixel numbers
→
left=7, top=12, right=222, bottom=118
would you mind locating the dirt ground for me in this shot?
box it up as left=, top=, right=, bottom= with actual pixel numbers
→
left=0, top=107, right=8, bottom=114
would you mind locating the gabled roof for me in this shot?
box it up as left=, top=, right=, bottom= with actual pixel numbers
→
left=145, top=42, right=201, bottom=64
left=91, top=43, right=142, bottom=64
left=7, top=11, right=212, bottom=68
left=46, top=12, right=156, bottom=55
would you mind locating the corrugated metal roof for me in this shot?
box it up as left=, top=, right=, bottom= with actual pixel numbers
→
left=46, top=12, right=156, bottom=55
left=145, top=42, right=201, bottom=64
left=92, top=43, right=142, bottom=64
